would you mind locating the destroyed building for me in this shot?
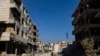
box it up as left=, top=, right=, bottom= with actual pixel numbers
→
left=0, top=0, right=39, bottom=55
left=72, top=0, right=100, bottom=56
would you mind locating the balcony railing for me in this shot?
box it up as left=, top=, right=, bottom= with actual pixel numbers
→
left=10, top=2, right=21, bottom=13
left=10, top=33, right=28, bottom=44
left=10, top=0, right=21, bottom=7
left=72, top=9, right=100, bottom=25
left=72, top=14, right=81, bottom=25
left=73, top=24, right=88, bottom=34
left=28, top=33, right=34, bottom=38
left=92, top=35, right=100, bottom=41
left=0, top=32, right=28, bottom=44
left=89, top=24, right=100, bottom=27
left=73, top=24, right=100, bottom=34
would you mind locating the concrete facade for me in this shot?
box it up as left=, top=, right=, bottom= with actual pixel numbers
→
left=72, top=0, right=100, bottom=56
left=0, top=0, right=39, bottom=56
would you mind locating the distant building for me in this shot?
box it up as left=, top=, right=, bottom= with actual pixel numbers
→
left=59, top=41, right=68, bottom=52
left=0, top=0, right=39, bottom=56
left=43, top=44, right=50, bottom=53
left=43, top=41, right=67, bottom=56
left=53, top=43, right=59, bottom=53
left=37, top=40, right=44, bottom=53
left=52, top=41, right=67, bottom=56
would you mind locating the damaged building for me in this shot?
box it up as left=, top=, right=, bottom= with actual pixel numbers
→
left=0, top=0, right=39, bottom=56
left=72, top=0, right=100, bottom=56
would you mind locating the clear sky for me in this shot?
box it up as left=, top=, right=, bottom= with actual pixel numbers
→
left=23, top=0, right=80, bottom=43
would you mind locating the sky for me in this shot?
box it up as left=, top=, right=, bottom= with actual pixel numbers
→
left=23, top=0, right=80, bottom=43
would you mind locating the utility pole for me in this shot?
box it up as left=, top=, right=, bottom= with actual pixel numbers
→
left=66, top=32, right=68, bottom=41
left=66, top=32, right=69, bottom=56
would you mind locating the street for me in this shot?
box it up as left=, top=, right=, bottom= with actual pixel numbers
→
left=40, top=53, right=51, bottom=56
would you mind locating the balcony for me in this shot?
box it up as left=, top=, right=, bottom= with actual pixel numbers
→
left=72, top=10, right=88, bottom=25
left=0, top=14, right=19, bottom=24
left=28, top=40, right=35, bottom=45
left=72, top=14, right=81, bottom=25
left=21, top=25, right=27, bottom=33
left=0, top=19, right=9, bottom=23
left=28, top=33, right=35, bottom=39
left=0, top=32, right=27, bottom=44
left=92, top=35, right=100, bottom=41
left=10, top=33, right=28, bottom=44
left=72, top=9, right=100, bottom=25
left=33, top=36, right=36, bottom=38
left=27, top=37, right=37, bottom=45
left=10, top=1, right=21, bottom=13
left=10, top=0, right=21, bottom=7
left=73, top=24, right=100, bottom=34
left=15, top=21, right=21, bottom=29
left=0, top=14, right=15, bottom=24
left=0, top=32, right=11, bottom=41
left=82, top=35, right=100, bottom=41
left=9, top=14, right=21, bottom=29
left=31, top=29, right=37, bottom=33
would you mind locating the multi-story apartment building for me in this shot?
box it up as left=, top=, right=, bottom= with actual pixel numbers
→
left=43, top=41, right=67, bottom=56
left=72, top=0, right=100, bottom=55
left=0, top=0, right=39, bottom=55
